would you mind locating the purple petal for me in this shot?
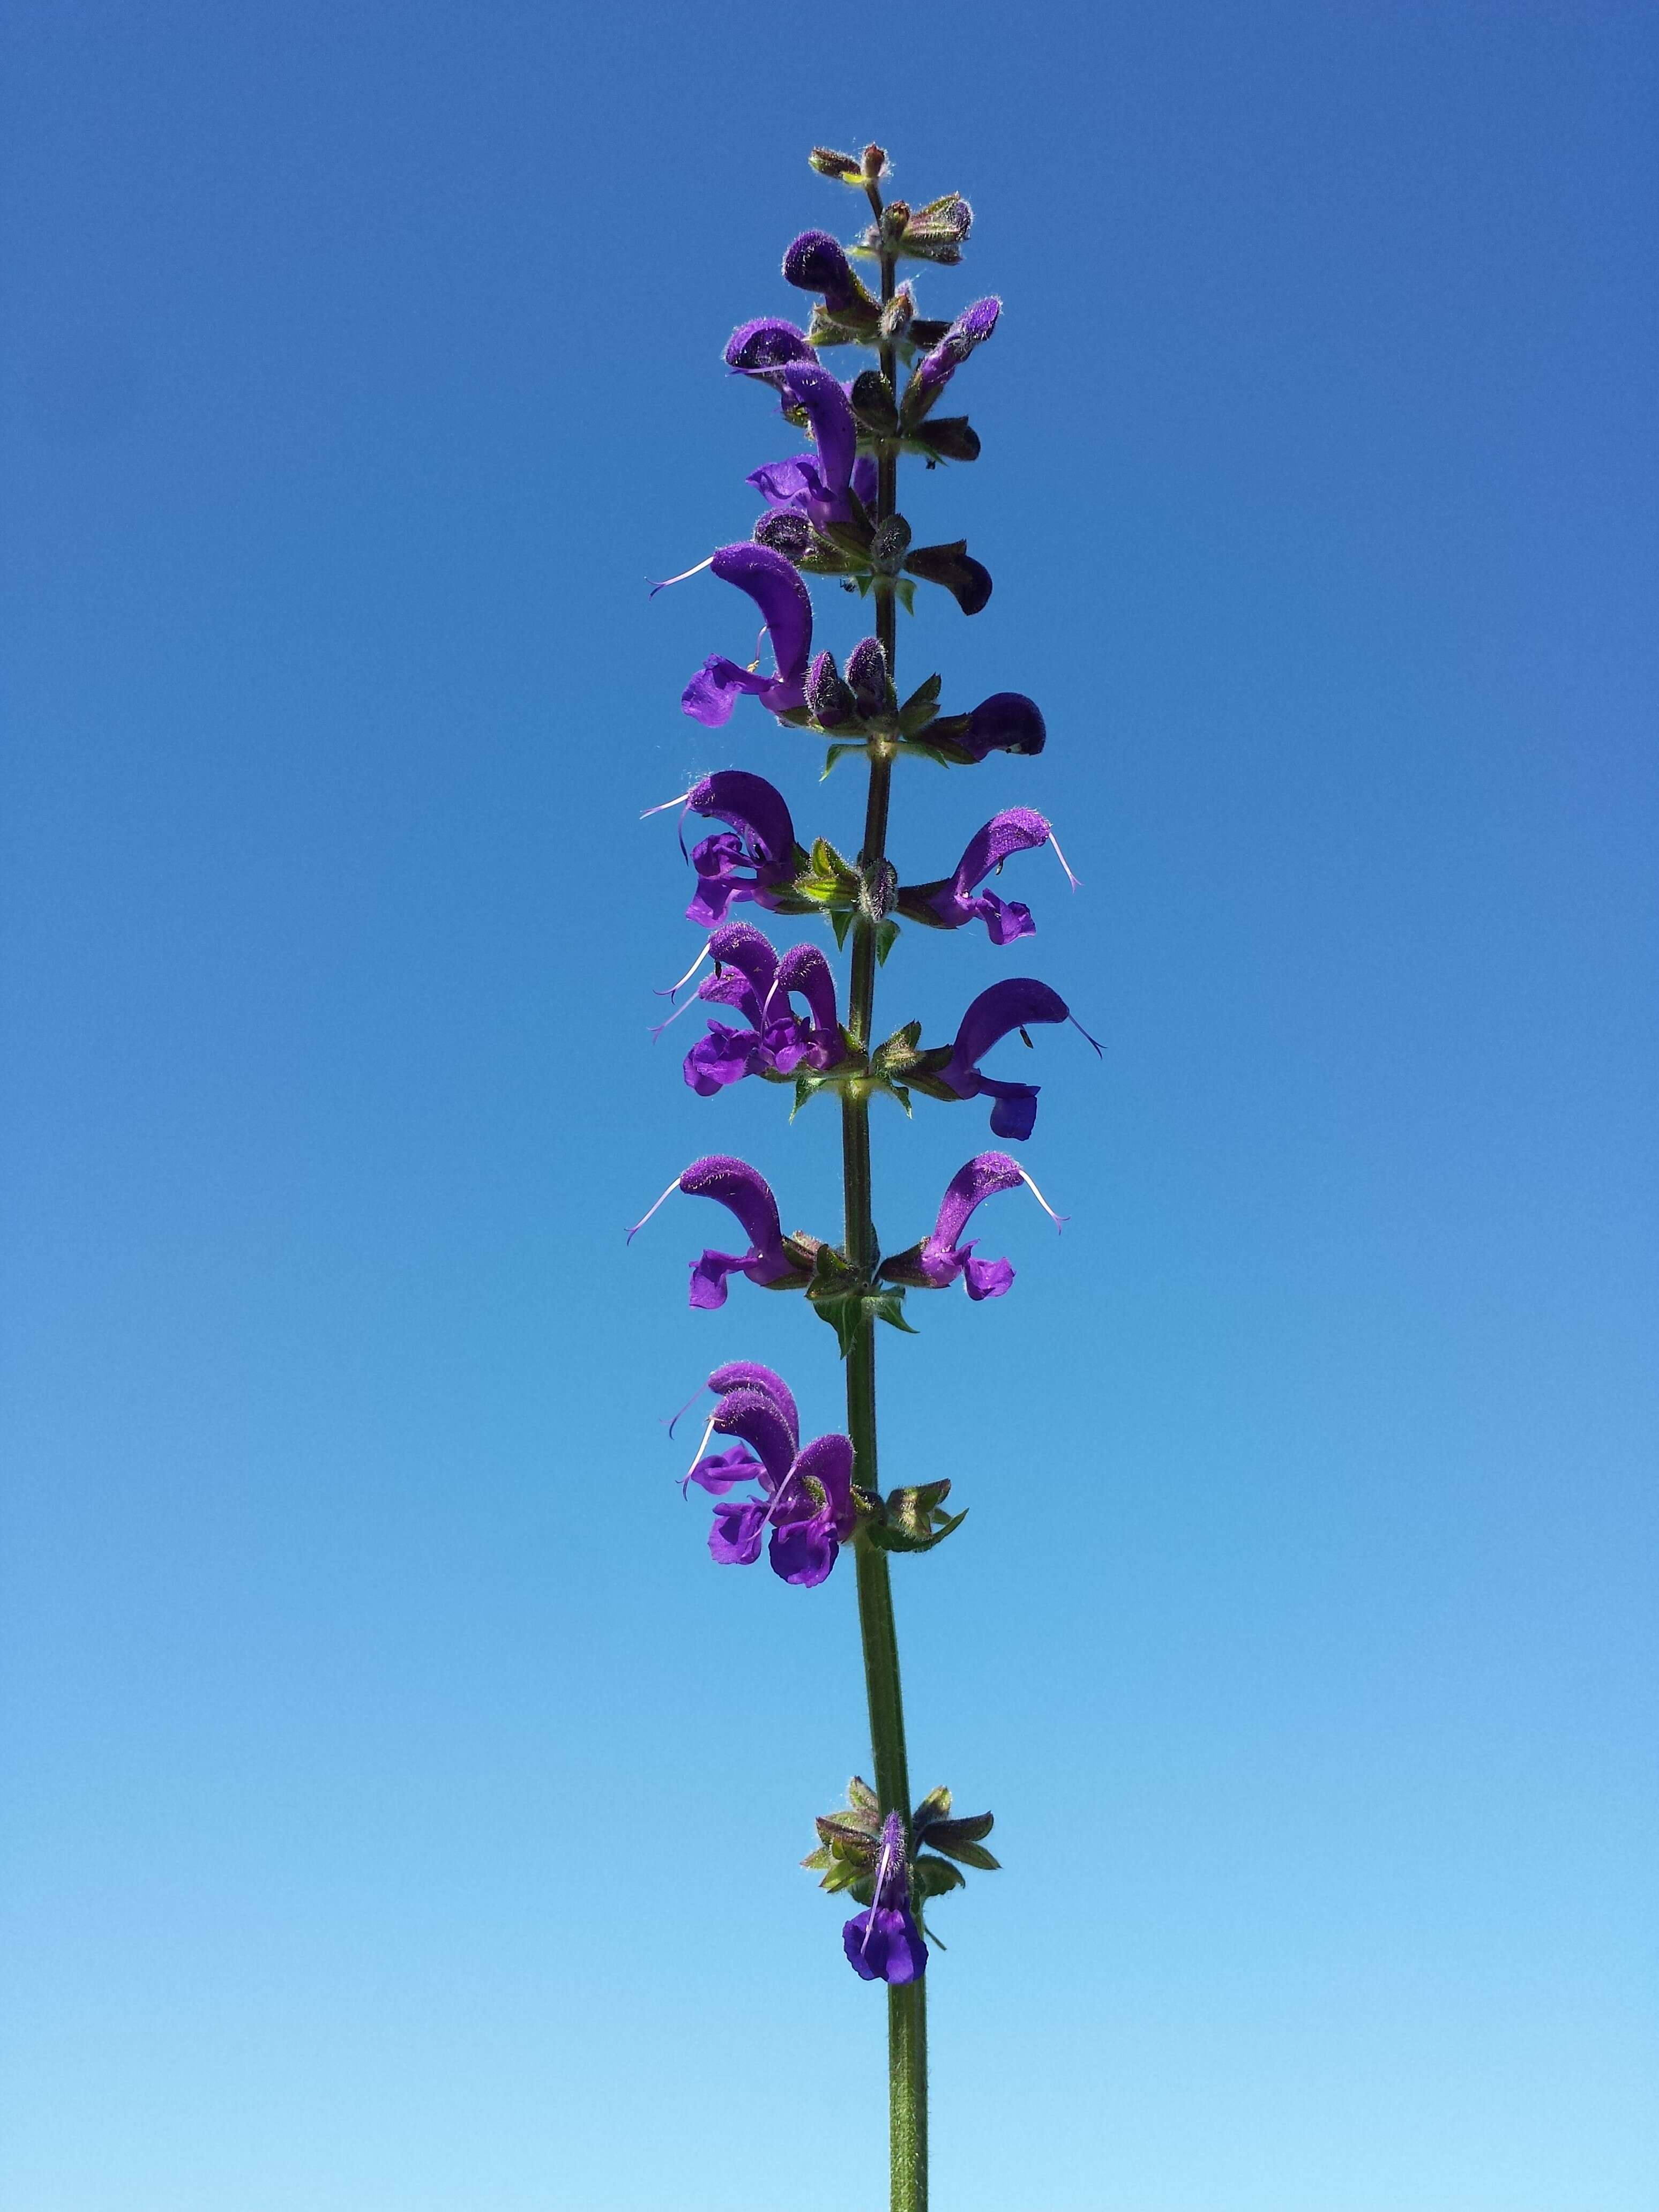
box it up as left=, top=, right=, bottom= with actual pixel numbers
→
left=962, top=1254, right=1016, bottom=1301
left=686, top=1445, right=763, bottom=1496
left=851, top=455, right=878, bottom=509
left=708, top=542, right=813, bottom=684
left=978, top=1078, right=1040, bottom=1142
left=940, top=977, right=1070, bottom=1096
left=774, top=942, right=839, bottom=1040
left=767, top=1511, right=839, bottom=1587
left=709, top=1498, right=768, bottom=1565
left=712, top=1384, right=797, bottom=1487
left=687, top=772, right=796, bottom=872
left=783, top=229, right=859, bottom=312
left=792, top=1431, right=857, bottom=1537
left=748, top=457, right=827, bottom=513
left=953, top=809, right=1050, bottom=895
left=678, top=1156, right=789, bottom=1284
left=929, top=1152, right=1025, bottom=1256
left=842, top=1905, right=928, bottom=1984
left=684, top=1026, right=761, bottom=1095
left=689, top=1249, right=747, bottom=1310
left=707, top=1362, right=800, bottom=1445
left=706, top=921, right=781, bottom=1000
left=775, top=363, right=856, bottom=501
left=725, top=317, right=813, bottom=375
left=959, top=691, right=1046, bottom=761
left=681, top=655, right=775, bottom=728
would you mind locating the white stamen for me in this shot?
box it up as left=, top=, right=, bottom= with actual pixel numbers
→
left=683, top=1413, right=719, bottom=1485
left=657, top=945, right=712, bottom=998
left=640, top=788, right=692, bottom=820
left=663, top=1382, right=705, bottom=1438
left=647, top=556, right=714, bottom=597
left=1047, top=828, right=1081, bottom=892
left=649, top=989, right=705, bottom=1043
left=1018, top=1168, right=1068, bottom=1234
left=625, top=1175, right=683, bottom=1243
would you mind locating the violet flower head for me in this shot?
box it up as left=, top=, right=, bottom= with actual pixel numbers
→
left=724, top=317, right=816, bottom=383
left=746, top=362, right=876, bottom=530
left=879, top=1151, right=1067, bottom=1302
left=684, top=1362, right=857, bottom=1588
left=681, top=544, right=812, bottom=728
left=899, top=808, right=1071, bottom=944
left=679, top=769, right=799, bottom=928
left=937, top=976, right=1074, bottom=1141
left=911, top=296, right=1001, bottom=406
left=783, top=228, right=864, bottom=314
left=843, top=1813, right=928, bottom=1984
left=682, top=923, right=844, bottom=1095
left=956, top=691, right=1046, bottom=763
left=627, top=1154, right=807, bottom=1310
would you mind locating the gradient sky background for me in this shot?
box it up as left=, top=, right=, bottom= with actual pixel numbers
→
left=3, top=4, right=1656, bottom=2208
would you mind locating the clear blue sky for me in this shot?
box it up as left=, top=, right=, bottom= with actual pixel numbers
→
left=3, top=4, right=1655, bottom=2208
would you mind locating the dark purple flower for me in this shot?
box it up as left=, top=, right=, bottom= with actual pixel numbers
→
left=900, top=808, right=1079, bottom=943
left=681, top=544, right=813, bottom=728
left=879, top=1151, right=1066, bottom=1302
left=628, top=1154, right=808, bottom=1310
left=745, top=362, right=879, bottom=533
left=681, top=922, right=844, bottom=1095
left=675, top=769, right=799, bottom=928
left=724, top=317, right=816, bottom=382
left=684, top=1362, right=856, bottom=1587
left=910, top=296, right=1001, bottom=409
left=783, top=229, right=864, bottom=314
left=956, top=691, right=1046, bottom=762
left=843, top=1813, right=928, bottom=1984
left=936, top=976, right=1097, bottom=1140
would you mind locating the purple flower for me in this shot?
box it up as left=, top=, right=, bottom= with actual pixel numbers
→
left=682, top=922, right=845, bottom=1095
left=783, top=229, right=865, bottom=315
left=879, top=1152, right=1066, bottom=1302
left=681, top=544, right=813, bottom=728
left=956, top=691, right=1046, bottom=763
left=909, top=297, right=1001, bottom=414
left=724, top=317, right=816, bottom=383
left=669, top=769, right=799, bottom=928
left=934, top=976, right=1094, bottom=1141
left=684, top=1362, right=857, bottom=1588
left=628, top=1154, right=810, bottom=1310
left=843, top=1813, right=928, bottom=1984
left=899, top=809, right=1079, bottom=944
left=746, top=362, right=878, bottom=532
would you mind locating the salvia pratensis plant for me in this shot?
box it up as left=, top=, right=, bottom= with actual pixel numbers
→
left=634, top=144, right=1091, bottom=2211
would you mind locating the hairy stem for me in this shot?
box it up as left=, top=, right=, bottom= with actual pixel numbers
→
left=841, top=193, right=928, bottom=2212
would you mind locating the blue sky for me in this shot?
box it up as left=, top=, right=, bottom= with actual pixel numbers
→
left=3, top=3, right=1655, bottom=2207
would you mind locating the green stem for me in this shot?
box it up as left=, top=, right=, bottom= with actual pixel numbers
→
left=841, top=192, right=927, bottom=2212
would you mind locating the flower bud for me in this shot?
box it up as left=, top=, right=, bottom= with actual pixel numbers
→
left=807, top=648, right=857, bottom=729
left=809, top=146, right=863, bottom=182
left=783, top=229, right=862, bottom=314
left=754, top=511, right=813, bottom=564
left=846, top=637, right=893, bottom=719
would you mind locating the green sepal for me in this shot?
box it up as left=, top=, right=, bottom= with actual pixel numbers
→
left=821, top=519, right=874, bottom=563
left=870, top=1477, right=966, bottom=1551
left=875, top=918, right=901, bottom=966
left=911, top=1855, right=966, bottom=1901
left=912, top=1785, right=953, bottom=1829
left=908, top=414, right=981, bottom=466
left=895, top=578, right=917, bottom=616
left=829, top=908, right=854, bottom=950
left=868, top=1289, right=917, bottom=1337
left=871, top=1018, right=923, bottom=1080
left=921, top=1812, right=997, bottom=1860
left=896, top=674, right=943, bottom=735
left=849, top=368, right=899, bottom=437
left=847, top=1776, right=879, bottom=1815
left=822, top=743, right=868, bottom=778
left=816, top=1812, right=880, bottom=1852
left=931, top=1835, right=999, bottom=1871
left=811, top=1291, right=867, bottom=1358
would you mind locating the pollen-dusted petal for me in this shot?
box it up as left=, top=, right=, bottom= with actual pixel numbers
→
left=929, top=1152, right=1025, bottom=1256
left=711, top=1384, right=797, bottom=1487
left=687, top=771, right=797, bottom=871
left=774, top=942, right=840, bottom=1040
left=959, top=691, right=1046, bottom=761
left=724, top=316, right=813, bottom=374
left=708, top=542, right=814, bottom=683
left=775, top=362, right=857, bottom=500
left=939, top=978, right=1069, bottom=1101
left=707, top=1362, right=800, bottom=1446
left=782, top=228, right=860, bottom=311
left=678, top=1155, right=788, bottom=1277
